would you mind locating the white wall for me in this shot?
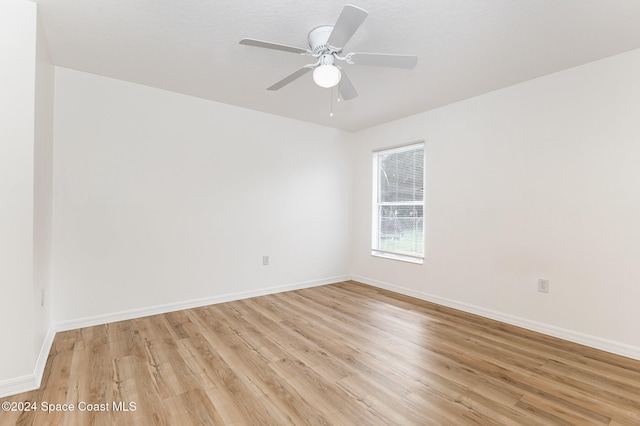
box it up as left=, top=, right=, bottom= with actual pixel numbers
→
left=351, top=49, right=640, bottom=358
left=33, top=12, right=55, bottom=367
left=52, top=68, right=352, bottom=324
left=0, top=0, right=37, bottom=383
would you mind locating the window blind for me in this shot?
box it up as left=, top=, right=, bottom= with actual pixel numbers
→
left=372, top=142, right=424, bottom=262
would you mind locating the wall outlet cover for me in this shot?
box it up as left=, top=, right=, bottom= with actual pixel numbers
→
left=538, top=278, right=549, bottom=293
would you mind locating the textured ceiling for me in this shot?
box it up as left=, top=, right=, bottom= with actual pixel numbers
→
left=37, top=0, right=640, bottom=132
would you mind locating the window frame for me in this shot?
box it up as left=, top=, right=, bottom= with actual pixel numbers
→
left=371, top=141, right=425, bottom=264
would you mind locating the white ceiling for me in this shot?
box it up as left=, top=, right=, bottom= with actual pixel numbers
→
left=37, top=0, right=640, bottom=132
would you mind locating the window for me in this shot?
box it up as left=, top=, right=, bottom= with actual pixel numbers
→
left=372, top=142, right=424, bottom=263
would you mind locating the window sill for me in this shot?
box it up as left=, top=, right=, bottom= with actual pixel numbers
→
left=371, top=251, right=423, bottom=264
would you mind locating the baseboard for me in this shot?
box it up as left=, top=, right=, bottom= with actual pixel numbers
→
left=0, top=374, right=37, bottom=399
left=54, top=275, right=350, bottom=332
left=7, top=273, right=634, bottom=400
left=34, top=327, right=56, bottom=388
left=351, top=275, right=640, bottom=361
left=0, top=327, right=56, bottom=399
left=1, top=276, right=349, bottom=398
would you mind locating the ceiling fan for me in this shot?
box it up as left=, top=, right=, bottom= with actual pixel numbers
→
left=239, top=4, right=418, bottom=101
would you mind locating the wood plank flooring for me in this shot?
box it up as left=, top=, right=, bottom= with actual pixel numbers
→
left=1, top=281, right=639, bottom=425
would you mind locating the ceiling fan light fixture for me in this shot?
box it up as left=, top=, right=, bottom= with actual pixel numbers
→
left=313, top=64, right=341, bottom=88
left=240, top=5, right=417, bottom=99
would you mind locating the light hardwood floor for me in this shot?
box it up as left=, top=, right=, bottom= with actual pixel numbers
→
left=1, top=281, right=639, bottom=425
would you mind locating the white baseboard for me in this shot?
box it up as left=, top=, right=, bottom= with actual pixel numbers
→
left=1, top=275, right=349, bottom=399
left=34, top=327, right=56, bottom=388
left=54, top=275, right=350, bottom=332
left=0, top=327, right=56, bottom=399
left=0, top=374, right=38, bottom=399
left=5, top=273, right=634, bottom=400
left=351, top=275, right=640, bottom=361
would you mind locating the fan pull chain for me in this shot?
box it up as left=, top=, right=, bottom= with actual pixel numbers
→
left=330, top=86, right=334, bottom=117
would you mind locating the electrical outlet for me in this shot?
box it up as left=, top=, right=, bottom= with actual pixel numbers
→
left=537, top=278, right=549, bottom=293
left=262, top=256, right=269, bottom=266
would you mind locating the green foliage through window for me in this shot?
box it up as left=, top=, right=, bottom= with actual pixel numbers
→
left=373, top=143, right=425, bottom=261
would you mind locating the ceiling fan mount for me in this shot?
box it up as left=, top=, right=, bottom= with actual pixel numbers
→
left=239, top=4, right=418, bottom=101
left=308, top=26, right=337, bottom=55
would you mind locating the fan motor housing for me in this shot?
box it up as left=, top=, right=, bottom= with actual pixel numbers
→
left=308, top=25, right=336, bottom=54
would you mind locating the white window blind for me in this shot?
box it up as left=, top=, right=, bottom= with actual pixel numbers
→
left=372, top=142, right=424, bottom=262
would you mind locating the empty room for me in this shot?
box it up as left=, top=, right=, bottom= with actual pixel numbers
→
left=1, top=0, right=640, bottom=424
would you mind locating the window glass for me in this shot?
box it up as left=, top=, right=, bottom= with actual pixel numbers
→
left=372, top=143, right=424, bottom=262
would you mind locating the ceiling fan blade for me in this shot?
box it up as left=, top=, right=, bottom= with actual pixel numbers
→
left=326, top=5, right=368, bottom=49
left=338, top=69, right=358, bottom=100
left=267, top=66, right=313, bottom=90
left=239, top=38, right=309, bottom=54
left=348, top=52, right=418, bottom=69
